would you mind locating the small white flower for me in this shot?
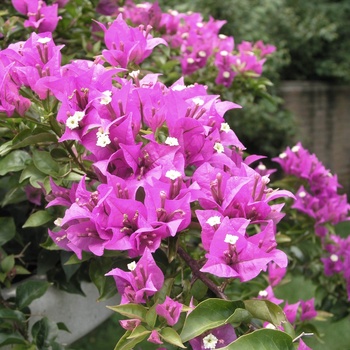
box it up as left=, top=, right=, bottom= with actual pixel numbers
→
left=129, top=70, right=140, bottom=79
left=181, top=32, right=189, bottom=39
left=220, top=123, right=231, bottom=133
left=165, top=137, right=179, bottom=146
left=219, top=34, right=227, bottom=40
left=66, top=116, right=79, bottom=130
left=187, top=57, right=195, bottom=64
left=224, top=234, right=239, bottom=245
left=74, top=111, right=85, bottom=121
left=196, top=22, right=204, bottom=28
left=37, top=37, right=51, bottom=44
left=330, top=254, right=339, bottom=262
left=171, top=84, right=186, bottom=91
left=54, top=218, right=63, bottom=226
left=214, top=142, right=224, bottom=153
left=192, top=97, right=204, bottom=106
left=206, top=216, right=221, bottom=226
left=291, top=145, right=300, bottom=153
left=66, top=110, right=85, bottom=130
left=100, top=90, right=112, bottom=105
left=279, top=152, right=287, bottom=159
left=96, top=131, right=111, bottom=147
left=298, top=191, right=306, bottom=198
left=220, top=50, right=229, bottom=56
left=127, top=261, right=137, bottom=271
left=203, top=333, right=218, bottom=349
left=165, top=170, right=182, bottom=180
left=258, top=164, right=267, bottom=171
left=222, top=71, right=230, bottom=79
left=258, top=290, right=269, bottom=298
left=261, top=175, right=270, bottom=185
left=198, top=50, right=206, bottom=57
left=265, top=323, right=276, bottom=329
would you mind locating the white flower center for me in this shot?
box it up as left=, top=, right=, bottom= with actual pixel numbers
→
left=96, top=130, right=111, bottom=147
left=203, top=333, right=218, bottom=349
left=37, top=37, right=51, bottom=44
left=258, top=290, right=268, bottom=298
left=223, top=71, right=230, bottom=79
left=206, top=216, right=221, bottom=226
left=220, top=50, right=229, bottom=57
left=298, top=191, right=306, bottom=198
left=172, top=84, right=186, bottom=91
left=127, top=261, right=137, bottom=271
left=220, top=123, right=231, bottom=133
left=192, top=97, right=204, bottom=106
left=198, top=50, right=206, bottom=57
left=214, top=142, right=224, bottom=153
left=291, top=145, right=300, bottom=152
left=54, top=218, right=63, bottom=226
left=224, top=234, right=239, bottom=245
left=129, top=70, right=140, bottom=79
left=165, top=170, right=182, bottom=180
left=258, top=164, right=266, bottom=171
left=187, top=57, right=195, bottom=64
left=66, top=111, right=85, bottom=130
left=100, top=90, right=112, bottom=105
left=165, top=137, right=179, bottom=146
left=219, top=34, right=227, bottom=39
left=330, top=254, right=339, bottom=262
left=279, top=152, right=287, bottom=159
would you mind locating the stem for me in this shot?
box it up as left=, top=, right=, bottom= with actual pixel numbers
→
left=62, top=141, right=98, bottom=180
left=177, top=246, right=228, bottom=300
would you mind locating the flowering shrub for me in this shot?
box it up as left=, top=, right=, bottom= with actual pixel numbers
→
left=0, top=1, right=349, bottom=349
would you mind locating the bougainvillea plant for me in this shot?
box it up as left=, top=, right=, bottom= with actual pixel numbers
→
left=0, top=1, right=349, bottom=349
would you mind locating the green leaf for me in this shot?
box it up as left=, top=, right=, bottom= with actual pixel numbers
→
left=243, top=300, right=287, bottom=327
left=32, top=150, right=60, bottom=175
left=226, top=308, right=252, bottom=326
left=22, top=210, right=53, bottom=228
left=57, top=322, right=70, bottom=333
left=126, top=325, right=151, bottom=339
left=89, top=258, right=118, bottom=301
left=114, top=330, right=148, bottom=350
left=12, top=132, right=57, bottom=150
left=154, top=278, right=174, bottom=304
left=16, top=280, right=51, bottom=309
left=107, top=304, right=148, bottom=322
left=0, top=254, right=15, bottom=273
left=145, top=304, right=157, bottom=328
left=0, top=140, right=13, bottom=157
left=180, top=298, right=245, bottom=342
left=0, top=217, right=16, bottom=245
left=334, top=220, right=350, bottom=238
left=14, top=266, right=31, bottom=276
left=0, top=309, right=26, bottom=323
left=63, top=250, right=92, bottom=263
left=219, top=329, right=294, bottom=350
left=31, top=317, right=59, bottom=348
left=40, top=235, right=63, bottom=251
left=0, top=150, right=31, bottom=175
left=0, top=331, right=27, bottom=346
left=12, top=344, right=37, bottom=350
left=160, top=327, right=186, bottom=348
left=19, top=164, right=46, bottom=188
left=191, top=279, right=208, bottom=300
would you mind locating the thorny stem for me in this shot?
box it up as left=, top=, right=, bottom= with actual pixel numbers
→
left=177, top=246, right=228, bottom=300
